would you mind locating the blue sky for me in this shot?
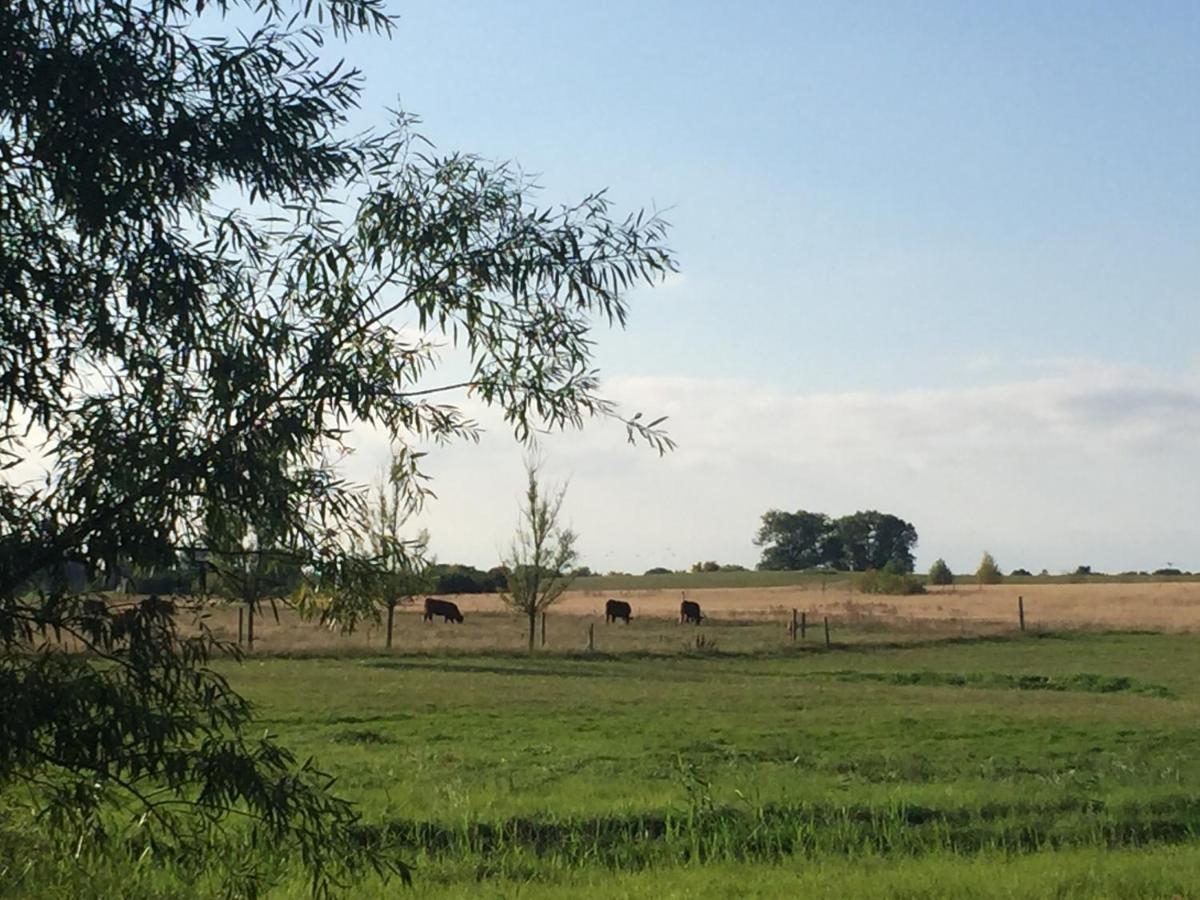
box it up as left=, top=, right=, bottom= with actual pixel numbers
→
left=299, top=3, right=1198, bottom=572
left=352, top=1, right=1198, bottom=391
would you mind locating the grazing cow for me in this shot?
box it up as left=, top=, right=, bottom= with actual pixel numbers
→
left=604, top=598, right=632, bottom=624
left=680, top=599, right=704, bottom=625
left=423, top=597, right=464, bottom=624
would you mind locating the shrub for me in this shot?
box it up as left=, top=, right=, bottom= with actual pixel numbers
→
left=719, top=564, right=748, bottom=572
left=1153, top=567, right=1183, bottom=576
left=644, top=566, right=673, bottom=576
left=854, top=569, right=926, bottom=595
left=432, top=564, right=505, bottom=594
left=976, top=552, right=1002, bottom=585
left=1073, top=565, right=1093, bottom=576
left=570, top=566, right=593, bottom=577
left=927, top=558, right=953, bottom=586
left=1009, top=568, right=1033, bottom=577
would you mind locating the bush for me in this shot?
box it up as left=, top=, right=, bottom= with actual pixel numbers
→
left=432, top=564, right=507, bottom=594
left=1073, top=565, right=1093, bottom=576
left=1153, top=567, right=1183, bottom=576
left=1009, top=568, right=1032, bottom=577
left=643, top=566, right=673, bottom=576
left=976, top=552, right=1002, bottom=585
left=927, top=558, right=953, bottom=586
left=854, top=569, right=926, bottom=595
left=719, top=564, right=748, bottom=572
left=570, top=566, right=593, bottom=577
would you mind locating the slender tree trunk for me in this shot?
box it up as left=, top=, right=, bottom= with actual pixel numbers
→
left=386, top=599, right=396, bottom=649
left=528, top=611, right=536, bottom=652
left=247, top=603, right=255, bottom=651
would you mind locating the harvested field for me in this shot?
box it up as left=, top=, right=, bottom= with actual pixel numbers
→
left=183, top=580, right=1200, bottom=655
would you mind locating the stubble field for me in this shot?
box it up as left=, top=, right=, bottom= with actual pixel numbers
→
left=196, top=580, right=1200, bottom=655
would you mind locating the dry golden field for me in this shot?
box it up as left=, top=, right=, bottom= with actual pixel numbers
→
left=186, top=580, right=1200, bottom=655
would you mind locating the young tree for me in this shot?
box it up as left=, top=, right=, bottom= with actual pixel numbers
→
left=500, top=460, right=579, bottom=652
left=928, top=558, right=954, bottom=586
left=976, top=552, right=1003, bottom=586
left=362, top=467, right=434, bottom=650
left=1, top=0, right=674, bottom=891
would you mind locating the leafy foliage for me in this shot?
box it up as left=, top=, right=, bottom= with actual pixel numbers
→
left=976, top=552, right=1003, bottom=585
left=755, top=509, right=918, bottom=572
left=1, top=0, right=675, bottom=891
left=854, top=565, right=926, bottom=595
left=928, top=558, right=954, bottom=586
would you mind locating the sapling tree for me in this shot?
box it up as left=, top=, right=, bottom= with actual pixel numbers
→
left=363, top=463, right=434, bottom=649
left=501, top=460, right=579, bottom=651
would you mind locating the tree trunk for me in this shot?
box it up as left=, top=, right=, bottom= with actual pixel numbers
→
left=528, top=612, right=536, bottom=652
left=386, top=600, right=396, bottom=649
left=247, top=603, right=255, bottom=651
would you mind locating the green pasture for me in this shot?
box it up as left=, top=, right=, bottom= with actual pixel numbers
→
left=7, top=630, right=1200, bottom=897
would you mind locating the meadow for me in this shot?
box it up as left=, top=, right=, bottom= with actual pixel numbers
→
left=8, top=588, right=1200, bottom=897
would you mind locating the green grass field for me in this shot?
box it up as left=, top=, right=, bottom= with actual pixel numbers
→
left=7, top=629, right=1200, bottom=897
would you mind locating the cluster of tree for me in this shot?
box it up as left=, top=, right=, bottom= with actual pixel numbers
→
left=431, top=564, right=510, bottom=594
left=927, top=552, right=1003, bottom=586
left=754, top=510, right=918, bottom=573
left=690, top=560, right=749, bottom=573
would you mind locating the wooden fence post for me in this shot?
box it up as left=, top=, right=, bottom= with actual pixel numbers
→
left=541, top=612, right=547, bottom=648
left=800, top=611, right=807, bottom=640
left=587, top=622, right=594, bottom=652
left=1018, top=596, right=1025, bottom=632
left=823, top=616, right=830, bottom=648
left=790, top=608, right=798, bottom=642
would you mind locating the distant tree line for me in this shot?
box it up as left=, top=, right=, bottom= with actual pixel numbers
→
left=754, top=509, right=918, bottom=573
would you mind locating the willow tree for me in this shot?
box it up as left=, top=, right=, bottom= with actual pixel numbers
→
left=0, top=0, right=675, bottom=892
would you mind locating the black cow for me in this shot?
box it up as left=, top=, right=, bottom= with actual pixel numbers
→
left=680, top=599, right=704, bottom=624
left=424, top=597, right=464, bottom=624
left=604, top=598, right=632, bottom=624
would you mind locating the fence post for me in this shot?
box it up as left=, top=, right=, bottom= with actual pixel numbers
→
left=238, top=607, right=244, bottom=646
left=790, top=608, right=798, bottom=642
left=824, top=616, right=830, bottom=648
left=1018, top=596, right=1025, bottom=632
left=587, top=622, right=594, bottom=652
left=540, top=612, right=547, bottom=648
left=801, top=611, right=807, bottom=640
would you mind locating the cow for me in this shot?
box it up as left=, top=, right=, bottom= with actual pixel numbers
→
left=604, top=598, right=632, bottom=624
left=680, top=599, right=704, bottom=625
left=423, top=597, right=464, bottom=624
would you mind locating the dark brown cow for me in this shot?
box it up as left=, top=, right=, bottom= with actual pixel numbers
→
left=604, top=598, right=632, bottom=624
left=680, top=599, right=704, bottom=624
left=423, top=597, right=464, bottom=624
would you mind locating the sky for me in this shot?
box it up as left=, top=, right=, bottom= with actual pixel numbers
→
left=249, top=3, right=1200, bottom=573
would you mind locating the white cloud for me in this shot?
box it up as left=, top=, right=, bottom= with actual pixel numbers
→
left=347, top=361, right=1200, bottom=575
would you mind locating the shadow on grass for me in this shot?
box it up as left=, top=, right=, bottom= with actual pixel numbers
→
left=354, top=795, right=1200, bottom=866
